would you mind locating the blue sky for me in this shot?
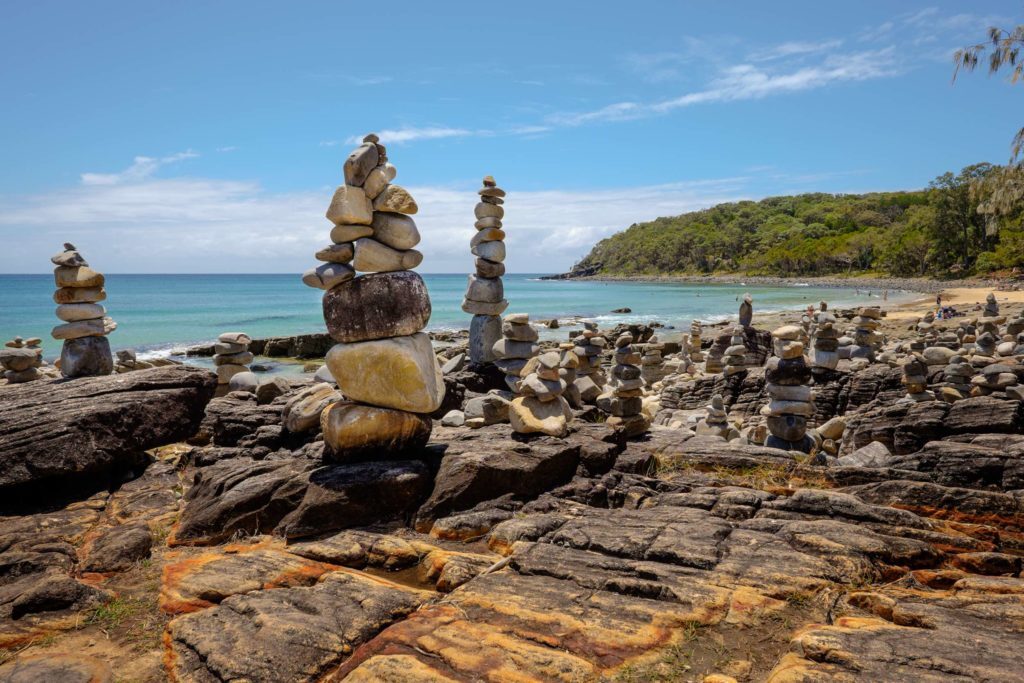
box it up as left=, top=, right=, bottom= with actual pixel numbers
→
left=0, top=1, right=1020, bottom=273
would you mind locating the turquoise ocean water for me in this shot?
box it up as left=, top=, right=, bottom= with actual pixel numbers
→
left=0, top=274, right=912, bottom=360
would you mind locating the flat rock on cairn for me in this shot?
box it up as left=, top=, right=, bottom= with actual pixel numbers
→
left=462, top=175, right=508, bottom=363
left=0, top=336, right=44, bottom=383
left=308, top=133, right=444, bottom=459
left=50, top=243, right=116, bottom=378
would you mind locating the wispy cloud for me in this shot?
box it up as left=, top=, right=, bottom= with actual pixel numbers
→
left=748, top=39, right=844, bottom=62
left=337, top=126, right=479, bottom=146
left=80, top=150, right=199, bottom=186
left=215, top=146, right=237, bottom=153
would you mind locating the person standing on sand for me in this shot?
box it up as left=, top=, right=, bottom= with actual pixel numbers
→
left=936, top=294, right=942, bottom=307
left=883, top=289, right=888, bottom=301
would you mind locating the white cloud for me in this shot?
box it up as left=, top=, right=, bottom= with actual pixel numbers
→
left=748, top=39, right=844, bottom=62
left=80, top=150, right=199, bottom=185
left=215, top=146, right=237, bottom=153
left=342, top=127, right=478, bottom=145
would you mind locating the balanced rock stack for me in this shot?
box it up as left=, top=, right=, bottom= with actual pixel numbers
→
left=762, top=341, right=814, bottom=453
left=695, top=394, right=739, bottom=440
left=1, top=336, right=43, bottom=383
left=559, top=343, right=583, bottom=408
left=1007, top=311, right=1024, bottom=337
left=51, top=243, right=116, bottom=378
left=722, top=325, right=749, bottom=376
left=599, top=332, right=649, bottom=436
left=510, top=350, right=573, bottom=437
left=739, top=293, right=753, bottom=327
left=639, top=335, right=665, bottom=384
left=462, top=176, right=508, bottom=363
left=302, top=133, right=421, bottom=291
left=848, top=307, right=882, bottom=361
left=493, top=313, right=539, bottom=393
left=971, top=362, right=1022, bottom=399
left=900, top=353, right=935, bottom=402
left=811, top=322, right=840, bottom=373
left=686, top=320, right=705, bottom=363
left=772, top=325, right=803, bottom=358
left=974, top=315, right=1002, bottom=359
left=984, top=292, right=1000, bottom=317
left=940, top=355, right=973, bottom=400
left=311, top=136, right=444, bottom=459
left=572, top=322, right=608, bottom=403
left=213, top=332, right=253, bottom=388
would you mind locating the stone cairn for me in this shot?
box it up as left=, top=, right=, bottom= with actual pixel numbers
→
left=695, top=393, right=739, bottom=440
left=762, top=340, right=814, bottom=453
left=722, top=325, right=748, bottom=376
left=600, top=332, right=649, bottom=436
left=685, top=320, right=705, bottom=363
left=848, top=307, right=882, bottom=361
left=214, top=332, right=253, bottom=390
left=572, top=321, right=608, bottom=404
left=974, top=314, right=1002, bottom=359
left=811, top=321, right=840, bottom=375
left=900, top=353, right=935, bottom=402
left=308, top=134, right=444, bottom=459
left=639, top=334, right=666, bottom=384
left=51, top=243, right=116, bottom=378
left=559, top=342, right=583, bottom=408
left=984, top=292, right=1000, bottom=317
left=1, top=336, right=43, bottom=383
left=493, top=313, right=539, bottom=393
left=510, top=349, right=573, bottom=437
left=462, top=176, right=508, bottom=364
left=940, top=355, right=973, bottom=400
left=971, top=362, right=1022, bottom=399
left=739, top=293, right=753, bottom=327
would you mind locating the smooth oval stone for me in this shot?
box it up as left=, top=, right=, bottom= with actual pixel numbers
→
left=472, top=241, right=506, bottom=262
left=55, top=303, right=106, bottom=322
left=214, top=341, right=246, bottom=355
left=215, top=364, right=248, bottom=384
left=760, top=400, right=814, bottom=417
left=51, top=317, right=116, bottom=340
left=470, top=229, right=505, bottom=247
left=53, top=286, right=106, bottom=304
left=475, top=257, right=505, bottom=278
left=510, top=395, right=571, bottom=437
left=321, top=402, right=432, bottom=459
left=501, top=321, right=538, bottom=342
left=343, top=143, right=379, bottom=187
left=326, top=332, right=445, bottom=413
left=772, top=325, right=803, bottom=340
left=228, top=371, right=258, bottom=394
left=504, top=313, right=529, bottom=324
left=462, top=298, right=509, bottom=316
left=766, top=415, right=807, bottom=442
left=475, top=217, right=503, bottom=230
left=478, top=186, right=506, bottom=198
left=370, top=212, right=421, bottom=250
left=325, top=185, right=372, bottom=225
left=302, top=262, right=355, bottom=290
left=371, top=185, right=418, bottom=215
left=474, top=202, right=504, bottom=220
left=766, top=383, right=812, bottom=402
left=315, top=243, right=355, bottom=264
left=218, top=331, right=252, bottom=345
left=323, top=271, right=431, bottom=343
left=363, top=166, right=390, bottom=199
left=464, top=274, right=503, bottom=303
left=214, top=351, right=253, bottom=366
left=352, top=238, right=423, bottom=273
left=282, top=383, right=342, bottom=432
left=51, top=245, right=88, bottom=267
left=60, top=335, right=113, bottom=378
left=54, top=266, right=104, bottom=289
left=469, top=314, right=502, bottom=364
left=329, top=224, right=374, bottom=243
left=492, top=338, right=539, bottom=360
left=520, top=374, right=566, bottom=402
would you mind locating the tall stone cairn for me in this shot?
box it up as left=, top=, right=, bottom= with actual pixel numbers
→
left=572, top=321, right=608, bottom=403
left=600, top=332, right=650, bottom=437
left=900, top=353, right=935, bottom=402
left=559, top=343, right=583, bottom=408
left=941, top=354, right=973, bottom=400
left=695, top=393, right=739, bottom=440
left=848, top=307, right=882, bottom=361
left=51, top=243, right=116, bottom=378
left=686, top=320, right=704, bottom=362
left=510, top=349, right=573, bottom=437
left=762, top=340, right=814, bottom=453
left=984, top=292, right=999, bottom=317
left=722, top=325, right=748, bottom=376
left=492, top=313, right=539, bottom=393
left=0, top=336, right=43, bottom=383
left=309, top=134, right=444, bottom=460
left=462, top=176, right=508, bottom=363
left=214, top=332, right=253, bottom=387
left=811, top=321, right=840, bottom=373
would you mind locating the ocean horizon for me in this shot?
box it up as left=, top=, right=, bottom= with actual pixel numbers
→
left=1, top=273, right=915, bottom=360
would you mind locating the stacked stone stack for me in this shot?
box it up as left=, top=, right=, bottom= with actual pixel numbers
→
left=900, top=354, right=935, bottom=402
left=640, top=335, right=666, bottom=384
left=984, top=293, right=999, bottom=317
left=762, top=341, right=814, bottom=453
left=510, top=349, right=573, bottom=437
left=302, top=133, right=421, bottom=291
left=971, top=363, right=1022, bottom=399
left=492, top=313, right=539, bottom=393
left=50, top=243, right=116, bottom=378
left=934, top=329, right=961, bottom=350
left=462, top=176, right=509, bottom=363
left=695, top=394, right=739, bottom=440
left=1007, top=312, right=1024, bottom=337
left=940, top=355, right=973, bottom=400
left=772, top=325, right=803, bottom=358
left=0, top=337, right=43, bottom=383
left=572, top=322, right=608, bottom=403
left=309, top=136, right=444, bottom=459
left=686, top=320, right=705, bottom=363
left=974, top=315, right=1002, bottom=359
left=811, top=322, right=840, bottom=374
left=722, top=326, right=749, bottom=376
left=848, top=307, right=882, bottom=361
left=213, top=332, right=253, bottom=389
left=559, top=343, right=583, bottom=408
left=599, top=333, right=649, bottom=436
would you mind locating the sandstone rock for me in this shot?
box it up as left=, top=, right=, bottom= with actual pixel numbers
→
left=372, top=185, right=418, bottom=214
left=351, top=237, right=423, bottom=272
left=461, top=297, right=509, bottom=316
left=475, top=257, right=505, bottom=278
left=328, top=223, right=373, bottom=244
left=322, top=271, right=431, bottom=343
left=343, top=143, right=379, bottom=186
left=54, top=265, right=104, bottom=288
left=472, top=240, right=506, bottom=262
left=326, top=332, right=444, bottom=413
left=51, top=317, right=116, bottom=340
left=60, top=335, right=114, bottom=377
left=80, top=523, right=153, bottom=573
left=509, top=395, right=572, bottom=437
left=302, top=262, right=356, bottom=290
left=53, top=286, right=106, bottom=304
left=464, top=274, right=503, bottom=303
left=215, top=364, right=248, bottom=385
left=325, top=185, right=373, bottom=225
left=227, top=371, right=258, bottom=394
left=313, top=242, right=354, bottom=264
left=54, top=302, right=106, bottom=322
left=282, top=383, right=342, bottom=433
left=321, top=401, right=432, bottom=459
left=370, top=211, right=420, bottom=249
left=469, top=315, right=502, bottom=363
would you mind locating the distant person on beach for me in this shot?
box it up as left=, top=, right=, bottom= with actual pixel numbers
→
left=936, top=294, right=942, bottom=307
left=883, top=289, right=888, bottom=301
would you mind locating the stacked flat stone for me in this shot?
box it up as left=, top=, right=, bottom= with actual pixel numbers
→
left=314, top=136, right=444, bottom=459
left=0, top=336, right=43, bottom=383
left=695, top=394, right=739, bottom=440
left=772, top=325, right=803, bottom=358
left=50, top=243, right=116, bottom=378
left=811, top=322, right=840, bottom=373
left=559, top=343, right=583, bottom=408
left=984, top=293, right=999, bottom=317
left=762, top=341, right=814, bottom=453
left=303, top=133, right=421, bottom=291
left=971, top=362, right=1022, bottom=398
left=493, top=313, right=539, bottom=393
left=599, top=333, right=649, bottom=436
left=572, top=322, right=608, bottom=403
left=848, top=307, right=882, bottom=361
left=974, top=315, right=1002, bottom=359
left=722, top=325, right=748, bottom=376
left=463, top=176, right=508, bottom=363
left=940, top=355, right=973, bottom=399
left=510, top=349, right=573, bottom=437
left=934, top=329, right=961, bottom=350
left=1007, top=312, right=1024, bottom=337
left=214, top=332, right=253, bottom=388
left=900, top=353, right=935, bottom=402
left=686, top=320, right=704, bottom=362
left=639, top=335, right=665, bottom=384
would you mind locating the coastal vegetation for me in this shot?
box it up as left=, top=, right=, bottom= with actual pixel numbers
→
left=569, top=163, right=1024, bottom=279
